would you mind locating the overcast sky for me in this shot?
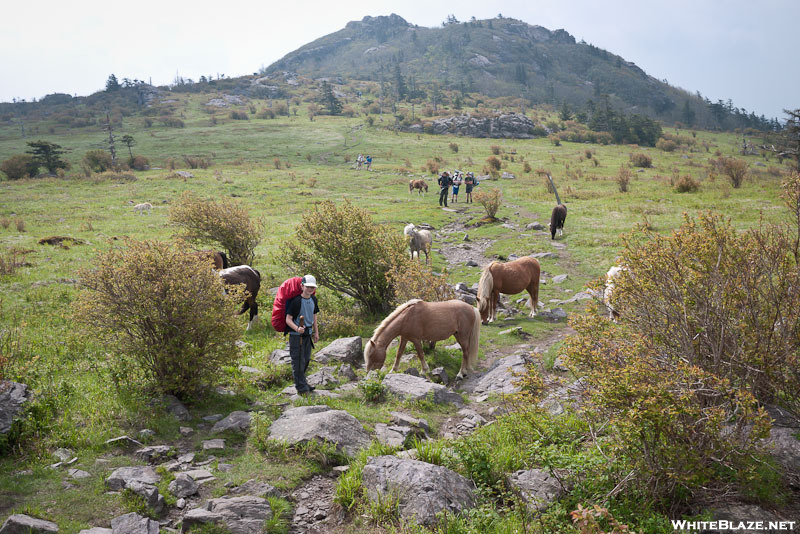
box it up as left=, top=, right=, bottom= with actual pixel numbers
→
left=1, top=0, right=797, bottom=120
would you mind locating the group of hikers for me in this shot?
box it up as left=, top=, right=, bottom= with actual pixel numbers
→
left=438, top=170, right=477, bottom=207
left=355, top=153, right=372, bottom=170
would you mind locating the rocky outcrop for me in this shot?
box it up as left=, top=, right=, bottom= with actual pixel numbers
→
left=508, top=469, right=570, bottom=512
left=105, top=467, right=165, bottom=514
left=0, top=381, right=30, bottom=435
left=463, top=353, right=532, bottom=396
left=181, top=496, right=271, bottom=534
left=211, top=411, right=251, bottom=434
left=0, top=515, right=58, bottom=534
left=362, top=456, right=476, bottom=526
left=110, top=513, right=158, bottom=534
left=382, top=374, right=463, bottom=406
left=268, top=405, right=370, bottom=457
left=412, top=113, right=544, bottom=139
left=314, top=336, right=363, bottom=366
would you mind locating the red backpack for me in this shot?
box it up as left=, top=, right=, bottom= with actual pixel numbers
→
left=271, top=277, right=304, bottom=332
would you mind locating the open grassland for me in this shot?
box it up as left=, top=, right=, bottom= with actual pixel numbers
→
left=0, top=96, right=795, bottom=532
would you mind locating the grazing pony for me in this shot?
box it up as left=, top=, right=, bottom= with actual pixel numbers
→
left=364, top=299, right=481, bottom=379
left=134, top=202, right=152, bottom=215
left=403, top=223, right=433, bottom=264
left=219, top=265, right=261, bottom=330
left=603, top=265, right=627, bottom=322
left=549, top=204, right=567, bottom=240
left=193, top=250, right=229, bottom=270
left=476, top=256, right=541, bottom=324
left=409, top=179, right=429, bottom=197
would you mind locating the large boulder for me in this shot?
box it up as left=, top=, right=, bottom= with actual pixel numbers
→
left=508, top=469, right=569, bottom=512
left=362, top=456, right=476, bottom=526
left=110, top=513, right=158, bottom=534
left=168, top=473, right=199, bottom=498
left=105, top=466, right=160, bottom=491
left=181, top=496, right=271, bottom=534
left=269, top=349, right=291, bottom=365
left=268, top=405, right=370, bottom=457
left=0, top=381, right=30, bottom=435
left=763, top=426, right=800, bottom=482
left=382, top=374, right=463, bottom=406
left=314, top=336, right=363, bottom=366
left=0, top=515, right=58, bottom=534
left=306, top=367, right=339, bottom=388
left=464, top=353, right=531, bottom=396
left=421, top=113, right=541, bottom=139
left=162, top=394, right=190, bottom=421
left=134, top=445, right=174, bottom=463
left=211, top=411, right=251, bottom=434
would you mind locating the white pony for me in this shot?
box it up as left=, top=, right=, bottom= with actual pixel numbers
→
left=603, top=265, right=627, bottom=321
left=403, top=224, right=433, bottom=264
left=134, top=202, right=153, bottom=215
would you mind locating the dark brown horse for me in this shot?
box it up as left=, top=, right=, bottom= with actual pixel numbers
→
left=219, top=265, right=261, bottom=330
left=476, top=256, right=541, bottom=324
left=549, top=204, right=567, bottom=240
left=192, top=250, right=229, bottom=270
left=409, top=179, right=429, bottom=197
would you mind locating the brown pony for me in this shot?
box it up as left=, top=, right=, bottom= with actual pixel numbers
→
left=409, top=179, right=429, bottom=197
left=476, top=256, right=541, bottom=324
left=219, top=265, right=261, bottom=330
left=364, top=299, right=481, bottom=379
left=193, top=250, right=229, bottom=270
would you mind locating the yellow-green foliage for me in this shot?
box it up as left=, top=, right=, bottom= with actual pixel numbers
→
left=73, top=239, right=244, bottom=397
left=169, top=191, right=264, bottom=266
left=717, top=156, right=749, bottom=188
left=629, top=153, right=652, bottom=168
left=473, top=187, right=502, bottom=219
left=616, top=166, right=632, bottom=193
left=82, top=149, right=113, bottom=173
left=279, top=200, right=408, bottom=314
left=673, top=174, right=700, bottom=193
left=386, top=262, right=455, bottom=307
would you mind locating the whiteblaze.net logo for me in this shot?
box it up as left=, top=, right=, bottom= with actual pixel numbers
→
left=671, top=519, right=796, bottom=532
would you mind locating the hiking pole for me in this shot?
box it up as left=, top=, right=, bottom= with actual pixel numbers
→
left=546, top=173, right=562, bottom=205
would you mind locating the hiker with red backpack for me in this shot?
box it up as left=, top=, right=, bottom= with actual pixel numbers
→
left=283, top=275, right=320, bottom=395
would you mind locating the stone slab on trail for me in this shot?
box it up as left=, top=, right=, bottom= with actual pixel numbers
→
left=211, top=411, right=251, bottom=434
left=382, top=374, right=464, bottom=406
left=110, top=513, right=159, bottom=534
left=268, top=405, right=370, bottom=457
left=182, top=496, right=271, bottom=534
left=0, top=515, right=59, bottom=534
left=361, top=456, right=476, bottom=526
left=462, top=353, right=532, bottom=396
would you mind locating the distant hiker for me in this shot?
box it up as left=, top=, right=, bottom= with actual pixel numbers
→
left=438, top=171, right=452, bottom=207
left=366, top=155, right=372, bottom=170
left=451, top=171, right=462, bottom=203
left=285, top=275, right=320, bottom=395
left=356, top=154, right=364, bottom=169
left=464, top=172, right=475, bottom=203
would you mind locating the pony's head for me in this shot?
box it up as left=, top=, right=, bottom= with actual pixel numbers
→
left=363, top=338, right=386, bottom=371
left=403, top=223, right=415, bottom=237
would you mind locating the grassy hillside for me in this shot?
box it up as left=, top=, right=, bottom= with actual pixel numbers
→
left=0, top=95, right=796, bottom=532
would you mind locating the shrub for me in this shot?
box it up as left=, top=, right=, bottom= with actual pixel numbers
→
left=169, top=191, right=264, bottom=266
left=83, top=149, right=114, bottom=173
left=718, top=156, right=748, bottom=188
left=473, top=187, right=502, bottom=219
left=162, top=117, right=185, bottom=128
left=585, top=149, right=593, bottom=159
left=426, top=160, right=439, bottom=175
left=523, top=162, right=532, bottom=173
left=490, top=145, right=501, bottom=155
left=386, top=261, right=456, bottom=307
left=273, top=158, right=282, bottom=170
left=279, top=200, right=409, bottom=314
left=129, top=155, right=149, bottom=171
left=73, top=240, right=243, bottom=397
left=674, top=174, right=700, bottom=193
left=449, top=142, right=459, bottom=153
left=257, top=108, right=275, bottom=119
left=183, top=155, right=212, bottom=169
left=0, top=247, right=31, bottom=277
left=1, top=154, right=38, bottom=180
left=656, top=138, right=677, bottom=152
left=616, top=166, right=631, bottom=193
left=486, top=156, right=501, bottom=171
left=358, top=376, right=386, bottom=403
left=14, top=219, right=25, bottom=232
left=629, top=153, right=652, bottom=168
left=229, top=111, right=249, bottom=120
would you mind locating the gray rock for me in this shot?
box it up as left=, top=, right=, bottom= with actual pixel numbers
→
left=763, top=426, right=800, bottom=480
left=162, top=452, right=195, bottom=472
left=268, top=405, right=371, bottom=457
left=430, top=367, right=449, bottom=386
left=176, top=498, right=186, bottom=509
left=456, top=292, right=477, bottom=305
left=174, top=171, right=194, bottom=179
left=454, top=282, right=470, bottom=293
left=314, top=336, right=363, bottom=366
left=134, top=445, right=174, bottom=463
left=526, top=222, right=545, bottom=231
left=531, top=251, right=555, bottom=258
left=269, top=349, right=291, bottom=365
left=179, top=427, right=194, bottom=436
left=709, top=503, right=781, bottom=531
left=162, top=395, right=190, bottom=421
left=106, top=466, right=160, bottom=491
left=552, top=355, right=569, bottom=372
left=183, top=496, right=272, bottom=534
left=466, top=260, right=479, bottom=267
left=538, top=308, right=567, bottom=321
left=362, top=456, right=476, bottom=526
left=558, top=291, right=593, bottom=305
left=229, top=480, right=280, bottom=498
left=110, top=514, right=159, bottom=534
left=382, top=374, right=463, bottom=406
left=306, top=367, right=340, bottom=388
left=104, top=435, right=143, bottom=448
left=508, top=469, right=569, bottom=512
left=125, top=481, right=165, bottom=513
left=202, top=439, right=226, bottom=450
left=498, top=326, right=524, bottom=336
left=137, top=429, right=155, bottom=439
left=417, top=112, right=541, bottom=140
left=238, top=365, right=260, bottom=374
left=78, top=529, right=111, bottom=534
left=183, top=469, right=215, bottom=484
left=52, top=448, right=73, bottom=462
left=168, top=473, right=198, bottom=498
left=203, top=414, right=223, bottom=423
left=539, top=378, right=586, bottom=415
left=0, top=381, right=31, bottom=435
left=765, top=404, right=800, bottom=428
left=235, top=340, right=252, bottom=351
left=211, top=411, right=251, bottom=434
left=404, top=367, right=420, bottom=377
left=501, top=172, right=516, bottom=179
left=0, top=514, right=59, bottom=534
left=389, top=412, right=431, bottom=434
left=336, top=364, right=357, bottom=382
left=68, top=468, right=91, bottom=479
left=552, top=274, right=568, bottom=284
left=374, top=423, right=426, bottom=448
left=465, top=354, right=532, bottom=396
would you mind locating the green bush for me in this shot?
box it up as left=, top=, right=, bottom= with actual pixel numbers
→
left=616, top=165, right=631, bottom=193
left=83, top=149, right=114, bottom=173
left=129, top=155, right=150, bottom=170
left=73, top=239, right=243, bottom=398
left=486, top=156, right=501, bottom=170
left=279, top=200, right=409, bottom=315
left=169, top=191, right=264, bottom=266
left=1, top=154, right=38, bottom=180
left=629, top=153, right=652, bottom=168
left=673, top=174, right=700, bottom=193
left=473, top=187, right=502, bottom=219
left=358, top=374, right=386, bottom=402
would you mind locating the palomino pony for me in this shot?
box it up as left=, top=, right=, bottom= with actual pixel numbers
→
left=219, top=265, right=261, bottom=330
left=603, top=265, right=627, bottom=322
left=193, top=250, right=229, bottom=270
left=476, top=256, right=541, bottom=323
left=364, top=299, right=481, bottom=379
left=409, top=179, right=429, bottom=197
left=403, top=224, right=433, bottom=264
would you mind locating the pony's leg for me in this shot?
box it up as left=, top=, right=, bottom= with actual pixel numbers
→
left=411, top=339, right=430, bottom=373
left=392, top=337, right=409, bottom=372
left=247, top=299, right=259, bottom=330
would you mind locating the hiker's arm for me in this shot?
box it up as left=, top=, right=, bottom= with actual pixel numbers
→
left=286, top=314, right=304, bottom=334
left=312, top=313, right=319, bottom=342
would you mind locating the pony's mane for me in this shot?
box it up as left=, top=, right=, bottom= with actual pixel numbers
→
left=476, top=261, right=500, bottom=314
left=371, top=299, right=422, bottom=341
left=403, top=224, right=415, bottom=237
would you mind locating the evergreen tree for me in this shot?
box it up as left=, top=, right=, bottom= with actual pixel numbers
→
left=105, top=74, right=120, bottom=92
left=559, top=101, right=573, bottom=121
left=682, top=100, right=696, bottom=126
left=26, top=140, right=67, bottom=174
left=393, top=64, right=408, bottom=101
left=121, top=134, right=136, bottom=159
left=320, top=81, right=342, bottom=115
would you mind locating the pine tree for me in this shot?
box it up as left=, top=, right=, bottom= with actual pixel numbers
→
left=105, top=74, right=120, bottom=92
left=26, top=141, right=67, bottom=174
left=320, top=81, right=342, bottom=115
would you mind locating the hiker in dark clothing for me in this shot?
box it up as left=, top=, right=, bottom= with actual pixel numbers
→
left=438, top=171, right=452, bottom=207
left=285, top=275, right=320, bottom=394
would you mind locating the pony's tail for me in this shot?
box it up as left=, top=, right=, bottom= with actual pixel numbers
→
left=467, top=307, right=481, bottom=370
left=408, top=181, right=413, bottom=193
left=476, top=263, right=495, bottom=316
left=219, top=251, right=229, bottom=269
